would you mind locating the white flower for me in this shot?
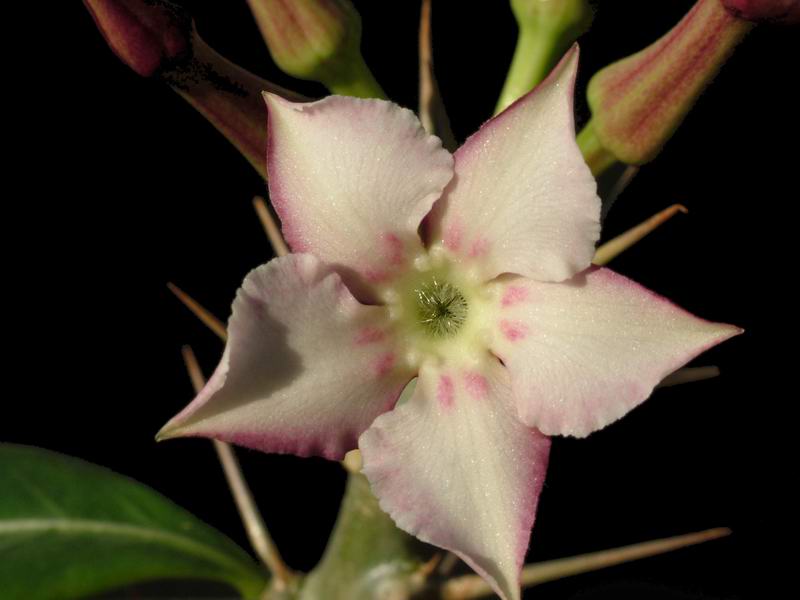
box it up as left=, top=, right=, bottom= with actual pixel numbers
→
left=159, top=47, right=740, bottom=600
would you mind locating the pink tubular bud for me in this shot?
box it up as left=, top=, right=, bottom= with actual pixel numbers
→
left=246, top=0, right=384, bottom=97
left=722, top=0, right=800, bottom=24
left=162, top=29, right=306, bottom=179
left=586, top=0, right=753, bottom=165
left=247, top=0, right=361, bottom=81
left=83, top=0, right=190, bottom=77
left=85, top=1, right=307, bottom=179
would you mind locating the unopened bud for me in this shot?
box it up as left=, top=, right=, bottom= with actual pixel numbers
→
left=722, top=0, right=800, bottom=24
left=85, top=0, right=306, bottom=179
left=83, top=0, right=190, bottom=77
left=247, top=0, right=384, bottom=98
left=585, top=0, right=752, bottom=166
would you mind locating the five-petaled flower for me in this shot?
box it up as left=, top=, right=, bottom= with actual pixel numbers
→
left=159, top=46, right=740, bottom=600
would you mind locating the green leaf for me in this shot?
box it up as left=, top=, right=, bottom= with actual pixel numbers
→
left=0, top=444, right=268, bottom=600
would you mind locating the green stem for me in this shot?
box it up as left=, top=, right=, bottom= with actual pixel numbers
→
left=300, top=472, right=427, bottom=599
left=495, top=26, right=559, bottom=115
left=577, top=118, right=618, bottom=177
left=324, top=56, right=387, bottom=99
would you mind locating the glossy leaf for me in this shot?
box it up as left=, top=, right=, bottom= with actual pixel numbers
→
left=0, top=444, right=267, bottom=600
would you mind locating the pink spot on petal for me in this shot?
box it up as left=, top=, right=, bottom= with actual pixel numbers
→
left=444, top=224, right=462, bottom=252
left=354, top=327, right=386, bottom=345
left=382, top=232, right=405, bottom=267
left=501, top=285, right=529, bottom=308
left=364, top=268, right=390, bottom=283
left=372, top=352, right=396, bottom=378
left=501, top=319, right=529, bottom=341
left=468, top=238, right=490, bottom=258
left=437, top=375, right=455, bottom=409
left=464, top=372, right=489, bottom=399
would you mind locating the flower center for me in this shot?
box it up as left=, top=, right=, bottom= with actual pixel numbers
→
left=380, top=250, right=491, bottom=367
left=414, top=277, right=468, bottom=338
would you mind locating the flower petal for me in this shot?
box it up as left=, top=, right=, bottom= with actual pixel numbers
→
left=489, top=267, right=742, bottom=437
left=158, top=254, right=414, bottom=460
left=428, top=45, right=600, bottom=283
left=265, top=94, right=454, bottom=298
left=360, top=359, right=550, bottom=600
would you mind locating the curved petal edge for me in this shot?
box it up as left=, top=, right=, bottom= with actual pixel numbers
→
left=158, top=253, right=414, bottom=459
left=488, top=266, right=743, bottom=437
left=360, top=359, right=551, bottom=600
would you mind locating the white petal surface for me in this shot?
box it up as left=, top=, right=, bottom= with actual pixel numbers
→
left=159, top=254, right=413, bottom=460
left=265, top=94, right=454, bottom=298
left=360, top=359, right=550, bottom=600
left=428, top=45, right=600, bottom=283
left=489, top=267, right=742, bottom=437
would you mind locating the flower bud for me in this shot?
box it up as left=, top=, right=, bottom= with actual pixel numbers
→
left=163, top=29, right=306, bottom=179
left=83, top=0, right=190, bottom=77
left=585, top=0, right=752, bottom=166
left=85, top=0, right=306, bottom=179
left=722, top=0, right=800, bottom=24
left=246, top=0, right=384, bottom=98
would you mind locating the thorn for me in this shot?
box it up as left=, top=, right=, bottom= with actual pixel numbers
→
left=441, top=527, right=731, bottom=599
left=437, top=551, right=460, bottom=576
left=167, top=282, right=227, bottom=341
left=605, top=165, right=640, bottom=212
left=658, top=366, right=720, bottom=388
left=418, top=0, right=456, bottom=150
left=180, top=345, right=293, bottom=587
left=411, top=553, right=442, bottom=585
left=180, top=344, right=207, bottom=392
left=593, top=203, right=688, bottom=265
left=253, top=196, right=289, bottom=257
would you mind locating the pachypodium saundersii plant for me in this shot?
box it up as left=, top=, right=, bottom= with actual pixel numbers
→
left=157, top=46, right=740, bottom=600
left=10, top=0, right=793, bottom=598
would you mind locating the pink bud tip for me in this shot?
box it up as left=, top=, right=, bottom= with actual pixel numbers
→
left=84, top=0, right=190, bottom=77
left=722, top=0, right=800, bottom=24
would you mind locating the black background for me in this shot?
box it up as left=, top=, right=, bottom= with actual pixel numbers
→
left=7, top=1, right=796, bottom=598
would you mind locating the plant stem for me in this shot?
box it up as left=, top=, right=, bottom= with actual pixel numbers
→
left=495, top=26, right=559, bottom=115
left=300, top=471, right=427, bottom=599
left=325, top=56, right=387, bottom=99
left=577, top=119, right=618, bottom=177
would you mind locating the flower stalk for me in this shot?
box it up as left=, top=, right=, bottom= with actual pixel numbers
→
left=495, top=0, right=592, bottom=114
left=246, top=0, right=386, bottom=99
